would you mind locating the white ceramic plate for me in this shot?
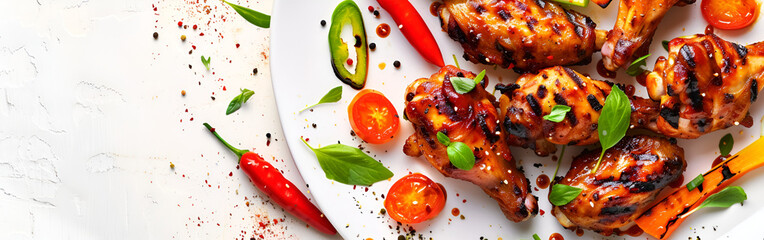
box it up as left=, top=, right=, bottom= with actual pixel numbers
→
left=271, top=0, right=764, bottom=239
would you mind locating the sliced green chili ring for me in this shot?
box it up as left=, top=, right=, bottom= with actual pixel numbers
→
left=328, top=0, right=368, bottom=90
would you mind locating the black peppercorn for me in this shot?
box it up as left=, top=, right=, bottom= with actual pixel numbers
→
left=393, top=60, right=401, bottom=68
left=266, top=133, right=272, bottom=138
left=253, top=68, right=258, bottom=75
left=369, top=42, right=376, bottom=50
left=153, top=32, right=158, bottom=39
left=373, top=10, right=380, bottom=17
left=320, top=20, right=326, bottom=26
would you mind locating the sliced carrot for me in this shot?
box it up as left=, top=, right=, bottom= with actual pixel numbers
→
left=635, top=138, right=764, bottom=239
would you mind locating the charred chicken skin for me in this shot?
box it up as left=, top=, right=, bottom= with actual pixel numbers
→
left=552, top=135, right=686, bottom=234
left=601, top=0, right=696, bottom=71
left=645, top=34, right=764, bottom=138
left=497, top=66, right=659, bottom=156
left=403, top=65, right=538, bottom=222
left=437, top=0, right=605, bottom=73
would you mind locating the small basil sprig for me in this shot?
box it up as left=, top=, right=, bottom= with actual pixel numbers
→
left=686, top=174, right=704, bottom=191
left=201, top=55, right=211, bottom=70
left=626, top=54, right=650, bottom=76
left=662, top=40, right=670, bottom=52
left=449, top=69, right=486, bottom=94
left=301, top=138, right=393, bottom=186
left=301, top=86, right=342, bottom=112
left=719, top=133, right=734, bottom=156
left=592, top=85, right=631, bottom=173
left=549, top=184, right=583, bottom=206
left=437, top=131, right=475, bottom=170
left=682, top=186, right=747, bottom=218
left=226, top=88, right=255, bottom=115
left=224, top=1, right=271, bottom=28
left=543, top=105, right=571, bottom=122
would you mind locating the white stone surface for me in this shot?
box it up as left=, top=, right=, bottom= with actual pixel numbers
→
left=0, top=0, right=338, bottom=239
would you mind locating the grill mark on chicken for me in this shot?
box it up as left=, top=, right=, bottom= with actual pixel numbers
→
left=526, top=94, right=542, bottom=116
left=680, top=45, right=696, bottom=68
left=587, top=94, right=603, bottom=111
left=563, top=67, right=585, bottom=89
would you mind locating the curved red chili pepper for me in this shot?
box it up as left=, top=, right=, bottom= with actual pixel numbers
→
left=377, top=0, right=445, bottom=67
left=203, top=123, right=337, bottom=235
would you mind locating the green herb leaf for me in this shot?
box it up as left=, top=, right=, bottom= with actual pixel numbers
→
left=436, top=131, right=451, bottom=146
left=226, top=88, right=255, bottom=115
left=450, top=77, right=477, bottom=94
left=626, top=54, right=650, bottom=76
left=224, top=1, right=271, bottom=28
left=698, top=186, right=747, bottom=209
left=662, top=40, right=670, bottom=52
left=201, top=55, right=211, bottom=70
left=719, top=133, right=734, bottom=156
left=447, top=142, right=475, bottom=170
left=686, top=174, right=704, bottom=191
left=592, top=85, right=631, bottom=173
left=543, top=105, right=572, bottom=123
left=301, top=138, right=394, bottom=186
left=532, top=234, right=541, bottom=240
left=473, top=69, right=487, bottom=85
left=301, top=86, right=342, bottom=112
left=550, top=184, right=583, bottom=206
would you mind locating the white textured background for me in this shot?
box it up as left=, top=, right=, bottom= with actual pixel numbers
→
left=0, top=0, right=337, bottom=239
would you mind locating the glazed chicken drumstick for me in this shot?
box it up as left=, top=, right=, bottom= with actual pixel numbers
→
left=403, top=65, right=539, bottom=222
left=437, top=0, right=607, bottom=73
left=600, top=0, right=696, bottom=71
left=552, top=135, right=686, bottom=235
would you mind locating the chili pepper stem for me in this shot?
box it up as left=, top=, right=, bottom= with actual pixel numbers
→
left=203, top=123, right=249, bottom=159
left=300, top=137, right=315, bottom=150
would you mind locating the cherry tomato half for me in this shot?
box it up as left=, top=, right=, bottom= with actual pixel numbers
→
left=348, top=89, right=400, bottom=144
left=384, top=173, right=447, bottom=224
left=701, top=0, right=758, bottom=30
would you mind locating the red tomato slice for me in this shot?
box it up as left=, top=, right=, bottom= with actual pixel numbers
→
left=384, top=173, right=447, bottom=224
left=348, top=89, right=400, bottom=144
left=701, top=0, right=758, bottom=30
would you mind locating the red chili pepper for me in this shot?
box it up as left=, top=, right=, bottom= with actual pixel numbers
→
left=203, top=123, right=337, bottom=235
left=377, top=0, right=444, bottom=67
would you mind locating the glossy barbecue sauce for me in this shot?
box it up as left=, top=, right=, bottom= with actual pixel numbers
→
left=536, top=174, right=550, bottom=189
left=430, top=2, right=442, bottom=17
left=596, top=59, right=617, bottom=79
left=451, top=207, right=460, bottom=216
left=376, top=23, right=391, bottom=38
left=668, top=174, right=684, bottom=188
left=713, top=155, right=728, bottom=168
left=614, top=225, right=644, bottom=237
left=549, top=233, right=564, bottom=240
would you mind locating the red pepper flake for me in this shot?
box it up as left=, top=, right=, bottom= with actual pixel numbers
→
left=193, top=24, right=198, bottom=30
left=192, top=45, right=196, bottom=50
left=346, top=58, right=353, bottom=65
left=189, top=117, right=194, bottom=121
left=178, top=21, right=183, bottom=27
left=236, top=43, right=240, bottom=48
left=229, top=172, right=233, bottom=177
left=368, top=6, right=374, bottom=12
left=222, top=86, right=227, bottom=91
left=199, top=32, right=205, bottom=36
left=546, top=55, right=554, bottom=60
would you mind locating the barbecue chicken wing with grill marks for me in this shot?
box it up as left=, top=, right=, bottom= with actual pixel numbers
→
left=403, top=65, right=538, bottom=222
left=437, top=0, right=606, bottom=73
left=552, top=135, right=686, bottom=235
left=601, top=0, right=695, bottom=71
left=645, top=34, right=764, bottom=138
left=497, top=66, right=659, bottom=156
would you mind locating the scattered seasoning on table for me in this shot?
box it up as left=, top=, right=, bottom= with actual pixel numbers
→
left=369, top=42, right=376, bottom=50
left=378, top=62, right=386, bottom=70
left=181, top=35, right=187, bottom=41
left=312, top=123, right=317, bottom=128
left=393, top=60, right=401, bottom=68
left=368, top=6, right=374, bottom=12
left=153, top=32, right=158, bottom=39
left=320, top=20, right=326, bottom=27
left=236, top=43, right=240, bottom=48
left=193, top=24, right=198, bottom=30
left=188, top=64, right=192, bottom=69
left=181, top=90, right=186, bottom=96
left=373, top=10, right=380, bottom=17
left=253, top=68, right=258, bottom=75
left=177, top=21, right=183, bottom=27
left=170, top=162, right=175, bottom=169
left=376, top=23, right=390, bottom=38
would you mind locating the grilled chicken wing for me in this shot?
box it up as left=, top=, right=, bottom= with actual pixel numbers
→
left=437, top=0, right=606, bottom=73
left=644, top=34, right=764, bottom=138
left=552, top=135, right=686, bottom=234
left=403, top=65, right=538, bottom=222
left=600, top=0, right=695, bottom=71
left=497, top=66, right=659, bottom=156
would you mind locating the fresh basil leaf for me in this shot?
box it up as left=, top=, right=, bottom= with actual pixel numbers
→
left=687, top=174, right=704, bottom=191
left=626, top=54, right=650, bottom=76
left=436, top=131, right=451, bottom=146
left=226, top=88, right=255, bottom=115
left=224, top=1, right=271, bottom=28
left=719, top=133, right=734, bottom=156
left=450, top=77, right=477, bottom=94
left=543, top=105, right=572, bottom=123
left=447, top=142, right=475, bottom=170
left=592, top=85, right=631, bottom=173
left=301, top=86, right=342, bottom=112
left=201, top=55, right=211, bottom=70
left=549, top=184, right=583, bottom=206
left=662, top=40, right=670, bottom=52
left=301, top=138, right=394, bottom=186
left=473, top=69, right=487, bottom=85
left=532, top=234, right=541, bottom=240
left=698, top=186, right=747, bottom=210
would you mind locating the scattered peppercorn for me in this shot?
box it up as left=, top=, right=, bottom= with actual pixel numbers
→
left=253, top=68, right=258, bottom=75
left=193, top=24, right=198, bottom=30
left=320, top=20, right=326, bottom=27
left=188, top=64, right=192, bottom=69
left=393, top=60, right=401, bottom=68
left=181, top=90, right=186, bottom=96
left=266, top=133, right=272, bottom=138
left=369, top=42, right=376, bottom=50
left=153, top=32, right=158, bottom=39
left=373, top=10, right=380, bottom=17
left=211, top=96, right=216, bottom=100
left=181, top=35, right=186, bottom=41
left=312, top=123, right=317, bottom=128
left=350, top=130, right=356, bottom=136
